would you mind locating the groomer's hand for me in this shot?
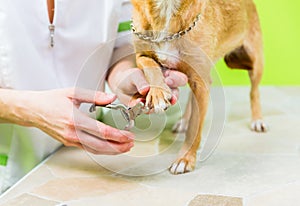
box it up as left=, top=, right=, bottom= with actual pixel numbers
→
left=110, top=68, right=188, bottom=106
left=0, top=88, right=134, bottom=154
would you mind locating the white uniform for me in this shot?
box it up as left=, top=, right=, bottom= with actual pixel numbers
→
left=0, top=0, right=132, bottom=193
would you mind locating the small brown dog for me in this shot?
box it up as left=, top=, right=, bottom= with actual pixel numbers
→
left=130, top=0, right=268, bottom=174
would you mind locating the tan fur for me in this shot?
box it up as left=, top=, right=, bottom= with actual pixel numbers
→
left=131, top=0, right=267, bottom=174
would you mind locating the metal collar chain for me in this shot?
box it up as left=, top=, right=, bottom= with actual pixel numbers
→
left=131, top=13, right=201, bottom=43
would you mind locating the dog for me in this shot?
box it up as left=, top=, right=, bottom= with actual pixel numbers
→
left=130, top=0, right=268, bottom=174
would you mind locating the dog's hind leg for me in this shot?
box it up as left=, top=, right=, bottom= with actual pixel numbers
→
left=246, top=40, right=267, bottom=132
left=224, top=4, right=268, bottom=132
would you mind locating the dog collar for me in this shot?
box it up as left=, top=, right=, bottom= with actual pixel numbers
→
left=131, top=13, right=201, bottom=43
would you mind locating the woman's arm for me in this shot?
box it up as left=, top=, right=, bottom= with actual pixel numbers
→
left=0, top=88, right=35, bottom=126
left=0, top=87, right=134, bottom=154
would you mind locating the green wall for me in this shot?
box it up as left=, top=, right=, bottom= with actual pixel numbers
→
left=214, top=0, right=300, bottom=85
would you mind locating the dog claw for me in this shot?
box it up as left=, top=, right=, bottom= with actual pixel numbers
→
left=251, top=120, right=268, bottom=132
left=159, top=99, right=168, bottom=109
left=154, top=106, right=165, bottom=114
left=169, top=158, right=194, bottom=175
left=146, top=86, right=172, bottom=114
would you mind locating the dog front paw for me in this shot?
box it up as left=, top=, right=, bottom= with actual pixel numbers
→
left=146, top=86, right=172, bottom=113
left=172, top=118, right=188, bottom=133
left=169, top=155, right=196, bottom=175
left=251, top=119, right=269, bottom=132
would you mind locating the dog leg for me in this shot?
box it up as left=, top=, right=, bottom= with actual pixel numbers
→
left=169, top=77, right=209, bottom=174
left=248, top=68, right=268, bottom=132
left=136, top=55, right=173, bottom=113
left=224, top=6, right=268, bottom=132
left=247, top=5, right=268, bottom=132
left=225, top=45, right=267, bottom=132
left=172, top=92, right=192, bottom=133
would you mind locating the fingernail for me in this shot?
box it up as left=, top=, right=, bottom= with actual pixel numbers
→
left=164, top=70, right=170, bottom=76
left=124, top=142, right=134, bottom=152
left=105, top=93, right=116, bottom=101
left=125, top=132, right=135, bottom=141
left=130, top=98, right=146, bottom=107
left=128, top=135, right=135, bottom=141
left=166, top=78, right=174, bottom=86
left=128, top=142, right=134, bottom=149
left=171, top=95, right=177, bottom=105
left=107, top=93, right=116, bottom=98
left=139, top=86, right=150, bottom=95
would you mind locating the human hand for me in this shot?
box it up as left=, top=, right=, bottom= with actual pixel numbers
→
left=110, top=68, right=188, bottom=107
left=12, top=88, right=135, bottom=154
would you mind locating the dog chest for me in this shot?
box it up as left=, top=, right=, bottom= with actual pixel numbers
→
left=154, top=43, right=180, bottom=68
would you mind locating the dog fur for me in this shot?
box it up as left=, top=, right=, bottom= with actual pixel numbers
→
left=130, top=0, right=267, bottom=174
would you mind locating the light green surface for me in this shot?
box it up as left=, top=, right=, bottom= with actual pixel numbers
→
left=215, top=0, right=300, bottom=85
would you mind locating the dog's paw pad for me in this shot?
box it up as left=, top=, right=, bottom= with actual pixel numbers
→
left=251, top=120, right=269, bottom=132
left=169, top=158, right=194, bottom=175
left=172, top=119, right=188, bottom=133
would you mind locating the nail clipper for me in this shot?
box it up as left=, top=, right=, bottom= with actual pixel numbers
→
left=89, top=102, right=149, bottom=130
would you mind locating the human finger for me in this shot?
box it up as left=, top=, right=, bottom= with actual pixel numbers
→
left=164, top=70, right=188, bottom=88
left=66, top=87, right=117, bottom=106
left=74, top=110, right=135, bottom=143
left=170, top=88, right=179, bottom=105
left=129, top=69, right=150, bottom=96
left=76, top=130, right=134, bottom=154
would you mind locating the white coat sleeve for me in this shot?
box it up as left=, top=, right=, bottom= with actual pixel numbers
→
left=110, top=0, right=135, bottom=67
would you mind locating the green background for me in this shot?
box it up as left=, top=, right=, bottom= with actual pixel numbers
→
left=215, top=0, right=300, bottom=85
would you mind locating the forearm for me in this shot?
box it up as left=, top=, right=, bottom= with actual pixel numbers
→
left=0, top=87, right=135, bottom=154
left=0, top=88, right=36, bottom=126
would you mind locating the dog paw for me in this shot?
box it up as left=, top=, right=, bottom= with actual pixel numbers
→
left=172, top=118, right=188, bottom=133
left=169, top=156, right=195, bottom=175
left=251, top=119, right=269, bottom=132
left=146, top=86, right=172, bottom=113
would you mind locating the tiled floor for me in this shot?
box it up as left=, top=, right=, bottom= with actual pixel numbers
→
left=0, top=87, right=299, bottom=206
